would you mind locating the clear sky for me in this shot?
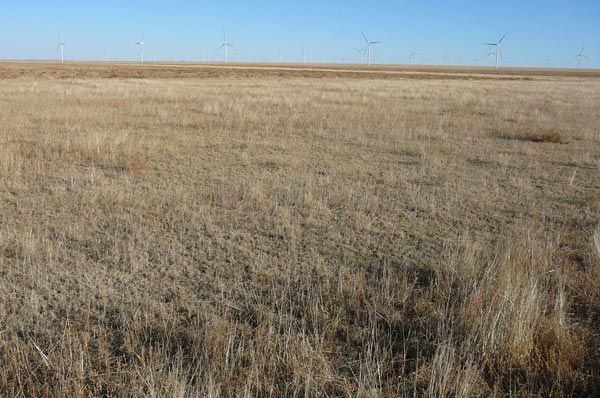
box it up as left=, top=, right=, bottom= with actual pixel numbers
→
left=0, top=1, right=598, bottom=68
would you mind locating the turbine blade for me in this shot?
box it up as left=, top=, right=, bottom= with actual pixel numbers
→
left=498, top=32, right=508, bottom=44
left=362, top=32, right=368, bottom=44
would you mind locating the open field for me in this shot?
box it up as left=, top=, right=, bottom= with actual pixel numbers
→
left=1, top=61, right=600, bottom=80
left=1, top=62, right=599, bottom=397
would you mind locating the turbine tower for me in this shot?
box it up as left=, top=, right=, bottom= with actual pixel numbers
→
left=575, top=47, right=589, bottom=69
left=218, top=33, right=233, bottom=64
left=57, top=34, right=66, bottom=63
left=362, top=33, right=382, bottom=66
left=484, top=33, right=508, bottom=69
left=135, top=34, right=144, bottom=63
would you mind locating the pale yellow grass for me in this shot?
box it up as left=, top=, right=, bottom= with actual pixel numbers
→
left=0, top=68, right=599, bottom=397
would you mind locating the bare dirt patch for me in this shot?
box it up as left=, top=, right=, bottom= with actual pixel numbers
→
left=496, top=129, right=566, bottom=143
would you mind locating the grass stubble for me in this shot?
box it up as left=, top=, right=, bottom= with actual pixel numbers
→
left=0, top=63, right=599, bottom=397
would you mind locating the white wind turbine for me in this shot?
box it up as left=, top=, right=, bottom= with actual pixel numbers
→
left=484, top=33, right=508, bottom=69
left=357, top=47, right=367, bottom=64
left=301, top=49, right=308, bottom=64
left=57, top=34, right=66, bottom=63
left=575, top=47, right=589, bottom=69
left=410, top=50, right=418, bottom=65
left=134, top=34, right=144, bottom=63
left=362, top=33, right=382, bottom=65
left=218, top=33, right=233, bottom=63
left=485, top=45, right=495, bottom=67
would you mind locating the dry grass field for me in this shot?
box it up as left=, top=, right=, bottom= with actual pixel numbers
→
left=1, top=62, right=599, bottom=397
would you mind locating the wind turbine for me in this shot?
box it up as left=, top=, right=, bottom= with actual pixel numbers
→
left=362, top=33, right=382, bottom=65
left=218, top=33, right=233, bottom=63
left=484, top=33, right=508, bottom=69
left=357, top=47, right=367, bottom=64
left=301, top=49, right=308, bottom=64
left=575, top=47, right=589, bottom=69
left=134, top=34, right=144, bottom=63
left=236, top=50, right=241, bottom=63
left=57, top=34, right=66, bottom=63
left=410, top=50, right=418, bottom=65
left=276, top=49, right=282, bottom=63
left=485, top=45, right=495, bottom=67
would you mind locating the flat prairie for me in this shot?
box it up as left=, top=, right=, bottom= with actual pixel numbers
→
left=1, top=62, right=599, bottom=397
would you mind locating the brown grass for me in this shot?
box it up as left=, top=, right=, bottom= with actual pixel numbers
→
left=2, top=61, right=600, bottom=81
left=0, top=63, right=599, bottom=397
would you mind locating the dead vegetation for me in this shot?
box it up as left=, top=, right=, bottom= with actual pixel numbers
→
left=0, top=64, right=599, bottom=397
left=1, top=61, right=600, bottom=81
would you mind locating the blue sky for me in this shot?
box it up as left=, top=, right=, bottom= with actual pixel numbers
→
left=0, top=1, right=598, bottom=68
